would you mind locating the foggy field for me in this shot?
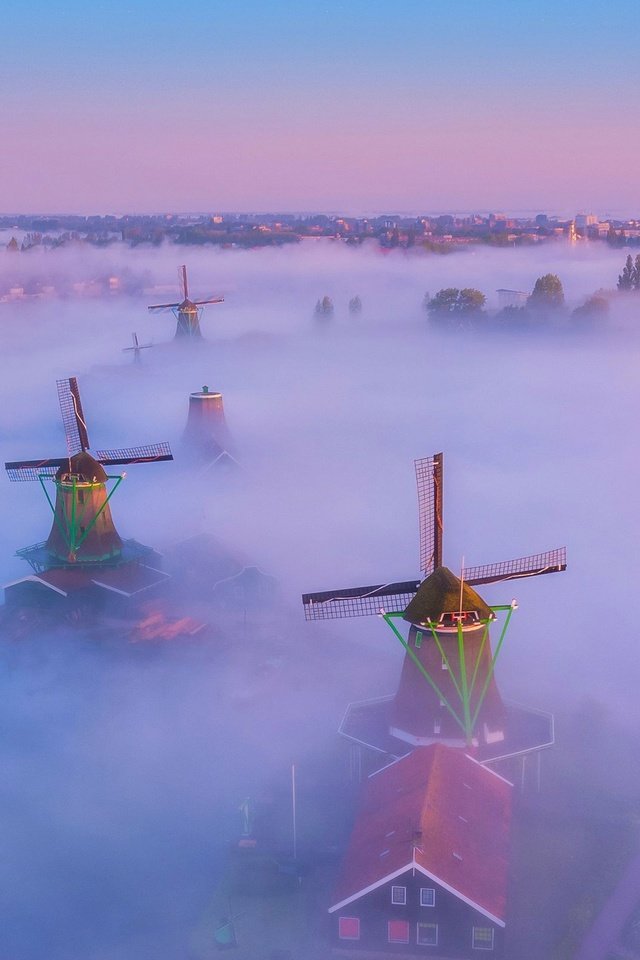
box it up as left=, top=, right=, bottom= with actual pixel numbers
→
left=1, top=239, right=639, bottom=959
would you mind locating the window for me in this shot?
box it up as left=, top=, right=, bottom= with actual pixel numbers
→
left=434, top=719, right=441, bottom=734
left=391, top=885, right=407, bottom=905
left=388, top=919, right=410, bottom=943
left=338, top=917, right=360, bottom=940
left=420, top=888, right=436, bottom=907
left=472, top=926, right=495, bottom=950
left=417, top=922, right=438, bottom=946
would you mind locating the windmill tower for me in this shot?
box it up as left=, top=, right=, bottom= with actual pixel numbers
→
left=148, top=265, right=223, bottom=340
left=5, top=377, right=173, bottom=571
left=302, top=453, right=566, bottom=762
left=123, top=332, right=153, bottom=364
left=182, top=385, right=237, bottom=468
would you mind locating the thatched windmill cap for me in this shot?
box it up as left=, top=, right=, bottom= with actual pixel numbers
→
left=55, top=451, right=108, bottom=484
left=403, top=566, right=493, bottom=625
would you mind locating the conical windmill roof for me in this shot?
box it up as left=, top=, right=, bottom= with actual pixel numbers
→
left=402, top=566, right=493, bottom=624
left=55, top=451, right=108, bottom=483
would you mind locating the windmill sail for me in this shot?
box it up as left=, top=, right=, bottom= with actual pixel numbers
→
left=302, top=453, right=567, bottom=623
left=415, top=453, right=443, bottom=576
left=5, top=460, right=66, bottom=482
left=193, top=296, right=224, bottom=306
left=147, top=301, right=181, bottom=311
left=463, top=547, right=567, bottom=586
left=96, top=442, right=173, bottom=466
left=57, top=377, right=90, bottom=455
left=302, top=580, right=420, bottom=620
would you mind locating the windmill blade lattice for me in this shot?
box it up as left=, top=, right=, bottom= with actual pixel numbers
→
left=464, top=547, right=567, bottom=586
left=148, top=301, right=181, bottom=311
left=96, top=442, right=173, bottom=466
left=302, top=580, right=421, bottom=620
left=57, top=377, right=90, bottom=455
left=415, top=453, right=443, bottom=576
left=5, top=461, right=66, bottom=482
left=193, top=297, right=224, bottom=306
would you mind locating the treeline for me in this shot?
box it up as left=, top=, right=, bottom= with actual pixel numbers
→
left=423, top=257, right=640, bottom=327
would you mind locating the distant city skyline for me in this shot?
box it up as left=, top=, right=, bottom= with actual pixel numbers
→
left=4, top=0, right=639, bottom=214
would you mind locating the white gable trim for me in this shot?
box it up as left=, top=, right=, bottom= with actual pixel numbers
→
left=3, top=575, right=69, bottom=597
left=464, top=752, right=514, bottom=787
left=328, top=861, right=505, bottom=927
left=329, top=863, right=413, bottom=913
left=412, top=863, right=505, bottom=927
left=90, top=566, right=169, bottom=598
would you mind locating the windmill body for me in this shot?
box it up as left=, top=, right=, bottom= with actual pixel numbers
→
left=391, top=568, right=507, bottom=748
left=181, top=385, right=237, bottom=469
left=303, top=453, right=566, bottom=782
left=45, top=452, right=123, bottom=563
left=148, top=265, right=223, bottom=341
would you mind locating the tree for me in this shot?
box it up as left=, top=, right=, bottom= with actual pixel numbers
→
left=459, top=288, right=486, bottom=312
left=427, top=287, right=486, bottom=322
left=314, top=295, right=334, bottom=318
left=572, top=295, right=609, bottom=321
left=617, top=254, right=634, bottom=291
left=348, top=295, right=362, bottom=315
left=528, top=274, right=564, bottom=310
left=634, top=254, right=640, bottom=290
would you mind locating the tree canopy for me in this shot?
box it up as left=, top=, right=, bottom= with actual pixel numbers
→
left=617, top=254, right=640, bottom=291
left=528, top=274, right=564, bottom=309
left=427, top=287, right=486, bottom=320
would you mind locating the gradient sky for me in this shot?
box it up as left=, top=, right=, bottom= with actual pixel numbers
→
left=2, top=0, right=639, bottom=214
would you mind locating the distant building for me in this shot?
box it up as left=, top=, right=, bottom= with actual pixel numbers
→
left=496, top=289, right=528, bottom=308
left=575, top=213, right=598, bottom=229
left=329, top=744, right=511, bottom=958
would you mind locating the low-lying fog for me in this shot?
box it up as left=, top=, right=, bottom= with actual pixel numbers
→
left=1, top=238, right=638, bottom=959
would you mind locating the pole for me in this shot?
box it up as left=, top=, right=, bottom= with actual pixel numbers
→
left=292, top=763, right=297, bottom=861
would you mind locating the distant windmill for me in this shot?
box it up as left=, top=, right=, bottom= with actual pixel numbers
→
left=182, top=385, right=238, bottom=469
left=302, top=453, right=566, bottom=747
left=148, top=265, right=223, bottom=339
left=5, top=377, right=173, bottom=570
left=123, top=331, right=153, bottom=364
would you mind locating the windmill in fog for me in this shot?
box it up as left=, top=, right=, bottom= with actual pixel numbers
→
left=148, top=265, right=223, bottom=339
left=123, top=332, right=153, bottom=364
left=303, top=453, right=566, bottom=754
left=182, top=385, right=238, bottom=470
left=5, top=377, right=173, bottom=572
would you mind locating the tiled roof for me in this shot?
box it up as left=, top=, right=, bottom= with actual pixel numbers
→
left=330, top=744, right=512, bottom=925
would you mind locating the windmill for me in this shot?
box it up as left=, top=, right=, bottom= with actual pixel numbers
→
left=5, top=377, right=173, bottom=571
left=302, top=453, right=566, bottom=748
left=182, top=385, right=237, bottom=469
left=123, top=332, right=153, bottom=364
left=147, top=265, right=223, bottom=339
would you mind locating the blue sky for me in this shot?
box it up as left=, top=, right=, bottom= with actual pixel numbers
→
left=2, top=0, right=639, bottom=213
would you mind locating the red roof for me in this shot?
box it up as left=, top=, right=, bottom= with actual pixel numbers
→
left=4, top=564, right=169, bottom=599
left=330, top=744, right=512, bottom=925
left=4, top=568, right=93, bottom=596
left=90, top=564, right=169, bottom=597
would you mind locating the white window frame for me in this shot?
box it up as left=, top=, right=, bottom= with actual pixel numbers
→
left=338, top=916, right=360, bottom=941
left=391, top=884, right=407, bottom=905
left=472, top=926, right=495, bottom=950
left=388, top=919, right=410, bottom=943
left=417, top=921, right=439, bottom=946
left=420, top=887, right=436, bottom=907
